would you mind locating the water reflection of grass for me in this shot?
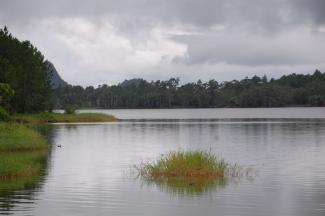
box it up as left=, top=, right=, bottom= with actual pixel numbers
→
left=137, top=151, right=231, bottom=195
left=142, top=175, right=228, bottom=196
left=0, top=152, right=47, bottom=179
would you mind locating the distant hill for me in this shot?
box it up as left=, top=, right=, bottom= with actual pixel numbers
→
left=120, top=78, right=147, bottom=87
left=45, top=61, right=68, bottom=88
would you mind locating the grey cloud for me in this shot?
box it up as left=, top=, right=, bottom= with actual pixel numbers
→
left=1, top=0, right=325, bottom=30
left=172, top=29, right=325, bottom=66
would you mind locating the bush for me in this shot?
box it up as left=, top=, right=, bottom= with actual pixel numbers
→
left=0, top=106, right=10, bottom=121
left=63, top=105, right=78, bottom=114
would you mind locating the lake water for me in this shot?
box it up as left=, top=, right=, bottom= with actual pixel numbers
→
left=1, top=108, right=325, bottom=216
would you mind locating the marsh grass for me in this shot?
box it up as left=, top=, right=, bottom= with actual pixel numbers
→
left=13, top=112, right=118, bottom=124
left=0, top=123, right=48, bottom=151
left=139, top=151, right=228, bottom=179
left=0, top=152, right=47, bottom=191
left=0, top=123, right=48, bottom=190
left=137, top=151, right=229, bottom=194
left=0, top=152, right=47, bottom=180
left=137, top=150, right=253, bottom=195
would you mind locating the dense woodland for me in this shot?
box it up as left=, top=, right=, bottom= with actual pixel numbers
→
left=0, top=27, right=52, bottom=113
left=53, top=71, right=325, bottom=109
left=1, top=26, right=325, bottom=114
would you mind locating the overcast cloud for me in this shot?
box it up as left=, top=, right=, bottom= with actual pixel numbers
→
left=1, top=0, right=325, bottom=86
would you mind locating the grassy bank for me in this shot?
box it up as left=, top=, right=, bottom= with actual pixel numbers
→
left=0, top=152, right=47, bottom=180
left=0, top=123, right=48, bottom=152
left=13, top=112, right=118, bottom=124
left=0, top=122, right=48, bottom=190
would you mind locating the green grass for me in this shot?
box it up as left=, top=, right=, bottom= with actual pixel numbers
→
left=0, top=152, right=47, bottom=180
left=13, top=112, right=118, bottom=124
left=140, top=151, right=228, bottom=179
left=137, top=151, right=230, bottom=195
left=0, top=123, right=48, bottom=151
left=0, top=152, right=47, bottom=190
left=0, top=123, right=48, bottom=190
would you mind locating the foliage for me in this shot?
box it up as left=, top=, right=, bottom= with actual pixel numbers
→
left=0, top=83, right=14, bottom=110
left=53, top=70, right=325, bottom=108
left=0, top=152, right=47, bottom=180
left=0, top=123, right=48, bottom=151
left=64, top=104, right=78, bottom=114
left=0, top=122, right=48, bottom=190
left=13, top=112, right=118, bottom=124
left=0, top=106, right=10, bottom=121
left=0, top=26, right=52, bottom=113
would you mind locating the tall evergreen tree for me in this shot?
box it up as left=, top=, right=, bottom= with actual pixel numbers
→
left=0, top=26, right=52, bottom=112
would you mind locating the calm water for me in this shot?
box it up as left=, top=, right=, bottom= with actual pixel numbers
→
left=1, top=108, right=325, bottom=216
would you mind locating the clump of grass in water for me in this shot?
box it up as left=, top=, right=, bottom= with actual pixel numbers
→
left=140, top=151, right=228, bottom=179
left=137, top=151, right=231, bottom=195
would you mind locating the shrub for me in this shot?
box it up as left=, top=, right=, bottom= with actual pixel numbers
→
left=63, top=104, right=78, bottom=114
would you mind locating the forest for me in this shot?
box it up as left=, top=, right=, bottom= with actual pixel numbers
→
left=53, top=71, right=325, bottom=109
left=0, top=26, right=52, bottom=114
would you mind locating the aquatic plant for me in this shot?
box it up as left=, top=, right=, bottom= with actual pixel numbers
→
left=139, top=151, right=228, bottom=179
left=137, top=150, right=254, bottom=195
left=137, top=151, right=230, bottom=195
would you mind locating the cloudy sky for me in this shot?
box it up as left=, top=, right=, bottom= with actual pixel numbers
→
left=1, top=0, right=325, bottom=86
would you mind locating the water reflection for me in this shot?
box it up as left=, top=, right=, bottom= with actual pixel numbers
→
left=0, top=116, right=325, bottom=216
left=140, top=176, right=228, bottom=196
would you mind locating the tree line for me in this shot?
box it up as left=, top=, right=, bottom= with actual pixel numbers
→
left=53, top=71, right=325, bottom=109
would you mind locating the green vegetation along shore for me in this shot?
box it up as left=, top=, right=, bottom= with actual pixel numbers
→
left=13, top=112, right=118, bottom=124
left=0, top=123, right=48, bottom=152
left=0, top=123, right=48, bottom=190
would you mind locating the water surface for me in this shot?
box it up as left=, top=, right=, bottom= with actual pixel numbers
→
left=1, top=108, right=325, bottom=216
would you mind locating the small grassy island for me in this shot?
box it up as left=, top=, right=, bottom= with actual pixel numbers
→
left=138, top=151, right=231, bottom=195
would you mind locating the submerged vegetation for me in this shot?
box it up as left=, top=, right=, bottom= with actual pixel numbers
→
left=13, top=112, right=118, bottom=124
left=138, top=151, right=233, bottom=195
